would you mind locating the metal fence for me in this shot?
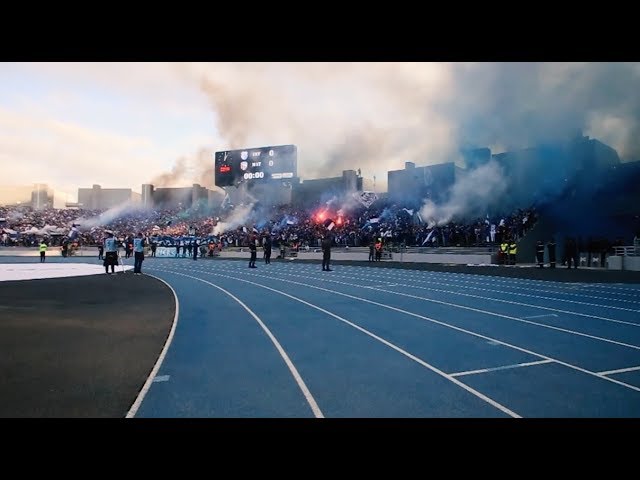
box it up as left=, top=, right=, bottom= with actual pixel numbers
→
left=612, top=245, right=639, bottom=256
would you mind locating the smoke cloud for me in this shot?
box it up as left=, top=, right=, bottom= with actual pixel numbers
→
left=75, top=201, right=142, bottom=230
left=419, top=160, right=508, bottom=226
left=212, top=202, right=255, bottom=236
left=149, top=63, right=639, bottom=199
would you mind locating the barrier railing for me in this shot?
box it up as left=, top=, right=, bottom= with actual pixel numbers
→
left=613, top=246, right=639, bottom=257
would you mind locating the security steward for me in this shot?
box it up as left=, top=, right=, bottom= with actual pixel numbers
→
left=500, top=240, right=509, bottom=265
left=508, top=239, right=518, bottom=266
left=104, top=231, right=119, bottom=274
left=39, top=240, right=47, bottom=263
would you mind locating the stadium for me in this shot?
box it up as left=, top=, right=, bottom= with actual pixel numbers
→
left=2, top=63, right=640, bottom=420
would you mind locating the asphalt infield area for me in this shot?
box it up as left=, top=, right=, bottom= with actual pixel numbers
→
left=0, top=272, right=175, bottom=417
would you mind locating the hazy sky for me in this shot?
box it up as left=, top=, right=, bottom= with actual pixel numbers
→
left=2, top=62, right=638, bottom=202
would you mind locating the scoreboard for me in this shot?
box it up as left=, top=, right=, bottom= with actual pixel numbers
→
left=215, top=144, right=297, bottom=187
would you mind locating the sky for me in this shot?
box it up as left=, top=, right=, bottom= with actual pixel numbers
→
left=1, top=62, right=639, bottom=203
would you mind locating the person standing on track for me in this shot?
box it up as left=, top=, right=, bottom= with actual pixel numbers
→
left=321, top=233, right=333, bottom=271
left=193, top=238, right=199, bottom=261
left=248, top=235, right=257, bottom=268
left=103, top=231, right=119, bottom=274
left=375, top=238, right=383, bottom=262
left=39, top=239, right=47, bottom=263
left=547, top=238, right=556, bottom=268
left=263, top=233, right=272, bottom=264
left=133, top=232, right=146, bottom=275
left=565, top=237, right=578, bottom=269
left=508, top=239, right=518, bottom=266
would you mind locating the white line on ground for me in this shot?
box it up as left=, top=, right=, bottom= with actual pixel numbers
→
left=155, top=267, right=521, bottom=418
left=126, top=274, right=180, bottom=418
left=198, top=264, right=640, bottom=394
left=597, top=365, right=640, bottom=376
left=245, top=267, right=640, bottom=351
left=153, top=375, right=171, bottom=382
left=450, top=360, right=554, bottom=377
left=523, top=314, right=559, bottom=319
left=300, top=269, right=640, bottom=328
left=157, top=270, right=324, bottom=419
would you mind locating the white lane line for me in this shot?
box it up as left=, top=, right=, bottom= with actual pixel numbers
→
left=305, top=269, right=640, bottom=328
left=196, top=265, right=640, bottom=394
left=126, top=274, right=180, bottom=418
left=450, top=360, right=554, bottom=377
left=357, top=268, right=640, bottom=302
left=380, top=270, right=640, bottom=307
left=156, top=267, right=521, bottom=418
left=153, top=375, right=171, bottom=382
left=219, top=267, right=640, bottom=352
left=159, top=270, right=324, bottom=419
left=598, top=365, right=640, bottom=376
left=404, top=273, right=640, bottom=302
left=523, top=314, right=559, bottom=319
left=447, top=275, right=640, bottom=298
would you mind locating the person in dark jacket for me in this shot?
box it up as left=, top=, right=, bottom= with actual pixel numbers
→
left=263, top=234, right=272, bottom=264
left=321, top=234, right=333, bottom=271
left=248, top=235, right=257, bottom=268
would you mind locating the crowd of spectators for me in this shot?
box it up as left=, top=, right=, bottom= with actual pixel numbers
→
left=1, top=198, right=539, bottom=252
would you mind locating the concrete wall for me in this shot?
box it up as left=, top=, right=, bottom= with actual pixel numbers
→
left=217, top=250, right=494, bottom=264
left=607, top=256, right=640, bottom=271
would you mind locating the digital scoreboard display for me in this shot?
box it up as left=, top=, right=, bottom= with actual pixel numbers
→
left=215, top=144, right=297, bottom=187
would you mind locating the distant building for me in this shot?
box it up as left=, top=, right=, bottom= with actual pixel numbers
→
left=387, top=161, right=460, bottom=206
left=141, top=184, right=154, bottom=208
left=77, top=183, right=225, bottom=210
left=31, top=184, right=54, bottom=209
left=491, top=135, right=621, bottom=209
left=246, top=179, right=298, bottom=207
left=461, top=148, right=492, bottom=170
left=150, top=184, right=210, bottom=209
left=291, top=170, right=372, bottom=208
left=358, top=176, right=375, bottom=192
left=77, top=184, right=141, bottom=210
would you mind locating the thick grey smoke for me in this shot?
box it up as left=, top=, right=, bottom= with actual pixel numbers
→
left=444, top=63, right=640, bottom=159
left=76, top=201, right=142, bottom=229
left=419, top=160, right=507, bottom=226
left=153, top=63, right=640, bottom=196
left=212, top=202, right=255, bottom=236
left=150, top=147, right=221, bottom=191
left=150, top=156, right=189, bottom=188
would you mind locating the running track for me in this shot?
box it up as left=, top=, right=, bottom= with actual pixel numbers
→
left=127, top=258, right=640, bottom=418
